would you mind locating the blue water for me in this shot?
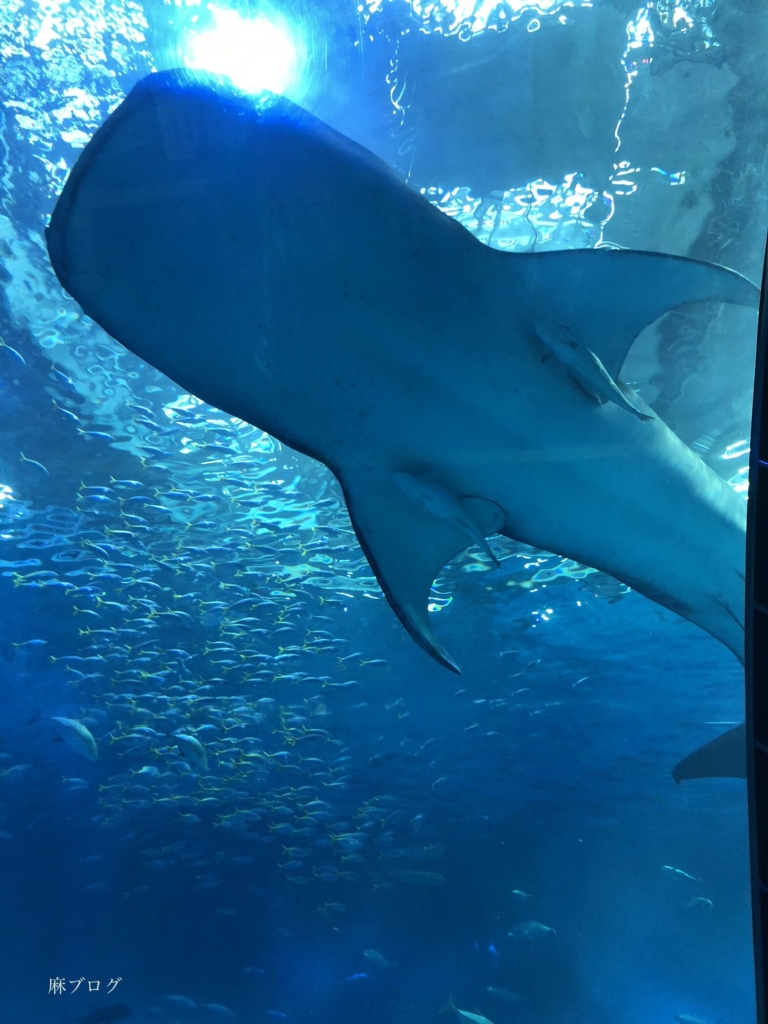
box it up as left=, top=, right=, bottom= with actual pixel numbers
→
left=0, top=538, right=752, bottom=1023
left=0, top=0, right=762, bottom=1022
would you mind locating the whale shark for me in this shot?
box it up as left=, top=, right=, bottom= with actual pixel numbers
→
left=46, top=69, right=759, bottom=779
left=671, top=722, right=747, bottom=783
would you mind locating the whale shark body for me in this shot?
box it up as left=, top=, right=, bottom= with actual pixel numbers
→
left=46, top=70, right=759, bottom=780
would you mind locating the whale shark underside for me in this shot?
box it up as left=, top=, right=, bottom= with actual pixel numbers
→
left=45, top=70, right=760, bottom=781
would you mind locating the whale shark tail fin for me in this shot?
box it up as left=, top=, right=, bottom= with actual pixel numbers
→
left=672, top=723, right=746, bottom=782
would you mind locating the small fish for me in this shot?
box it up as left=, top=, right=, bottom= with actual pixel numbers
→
left=164, top=995, right=196, bottom=1008
left=270, top=822, right=295, bottom=835
left=0, top=339, right=26, bottom=365
left=486, top=986, right=522, bottom=1002
left=55, top=412, right=84, bottom=437
left=454, top=1010, right=495, bottom=1024
left=63, top=777, right=90, bottom=792
left=344, top=973, right=370, bottom=982
left=508, top=920, right=556, bottom=940
left=686, top=897, right=713, bottom=909
left=511, top=889, right=532, bottom=899
left=318, top=902, right=346, bottom=914
left=674, top=1016, right=708, bottom=1024
left=19, top=452, right=48, bottom=475
left=363, top=949, right=397, bottom=970
left=662, top=865, right=701, bottom=882
left=202, top=1004, right=235, bottom=1018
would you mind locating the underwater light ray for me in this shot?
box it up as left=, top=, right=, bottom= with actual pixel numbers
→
left=183, top=6, right=301, bottom=97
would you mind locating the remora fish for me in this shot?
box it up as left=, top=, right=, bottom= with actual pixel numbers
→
left=46, top=69, right=758, bottom=778
left=51, top=716, right=98, bottom=760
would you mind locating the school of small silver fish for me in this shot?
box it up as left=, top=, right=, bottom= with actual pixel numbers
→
left=0, top=345, right=639, bottom=895
left=0, top=307, right=727, bottom=1023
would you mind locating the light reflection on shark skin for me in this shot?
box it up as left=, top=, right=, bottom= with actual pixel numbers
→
left=46, top=69, right=759, bottom=778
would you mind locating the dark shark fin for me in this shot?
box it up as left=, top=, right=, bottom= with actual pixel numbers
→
left=672, top=723, right=746, bottom=782
left=341, top=472, right=505, bottom=672
left=517, top=249, right=759, bottom=379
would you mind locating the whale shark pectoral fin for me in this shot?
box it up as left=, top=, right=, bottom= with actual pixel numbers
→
left=341, top=477, right=505, bottom=672
left=533, top=319, right=653, bottom=421
left=520, top=249, right=760, bottom=381
left=343, top=477, right=464, bottom=672
left=672, top=723, right=747, bottom=782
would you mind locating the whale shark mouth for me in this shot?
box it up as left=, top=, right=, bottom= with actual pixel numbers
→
left=45, top=69, right=760, bottom=780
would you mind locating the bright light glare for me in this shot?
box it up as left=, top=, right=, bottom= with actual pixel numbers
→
left=184, top=6, right=300, bottom=96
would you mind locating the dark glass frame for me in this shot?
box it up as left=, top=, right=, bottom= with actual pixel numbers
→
left=747, top=238, right=768, bottom=1024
